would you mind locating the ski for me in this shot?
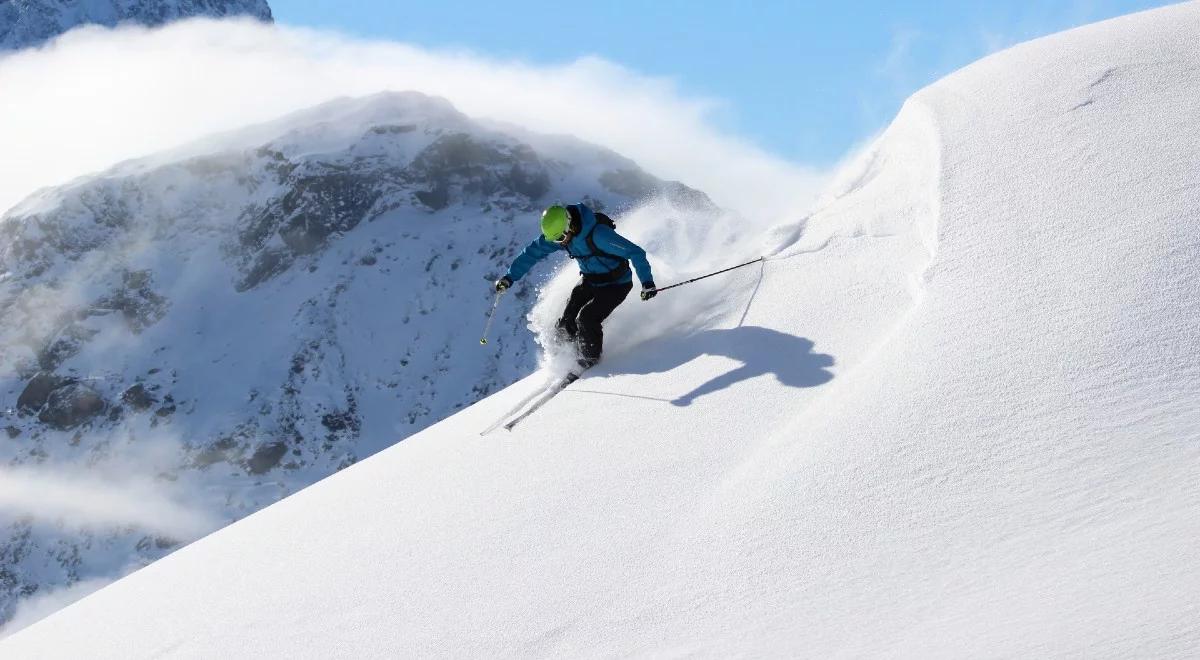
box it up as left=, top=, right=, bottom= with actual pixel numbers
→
left=479, top=372, right=580, bottom=435
left=503, top=372, right=579, bottom=431
left=478, top=379, right=551, bottom=435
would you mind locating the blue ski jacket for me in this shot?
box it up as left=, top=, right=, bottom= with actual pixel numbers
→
left=504, top=204, right=653, bottom=287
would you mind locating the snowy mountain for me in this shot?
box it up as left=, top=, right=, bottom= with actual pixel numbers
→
left=7, top=3, right=1200, bottom=656
left=0, top=0, right=272, bottom=51
left=0, top=90, right=712, bottom=629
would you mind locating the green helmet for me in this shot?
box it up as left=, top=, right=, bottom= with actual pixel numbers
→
left=540, top=205, right=569, bottom=241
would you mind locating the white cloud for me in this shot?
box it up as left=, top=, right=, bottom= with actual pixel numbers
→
left=0, top=465, right=219, bottom=538
left=876, top=26, right=922, bottom=83
left=0, top=18, right=825, bottom=220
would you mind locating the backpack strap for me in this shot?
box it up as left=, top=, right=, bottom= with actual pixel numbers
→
left=565, top=205, right=630, bottom=283
left=585, top=226, right=624, bottom=269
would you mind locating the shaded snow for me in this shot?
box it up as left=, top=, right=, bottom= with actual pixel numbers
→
left=6, top=3, right=1200, bottom=657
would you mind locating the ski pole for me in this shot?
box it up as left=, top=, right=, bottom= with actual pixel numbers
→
left=646, top=257, right=764, bottom=296
left=480, top=290, right=504, bottom=345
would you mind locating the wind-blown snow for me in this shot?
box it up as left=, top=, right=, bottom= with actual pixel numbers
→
left=0, top=18, right=818, bottom=221
left=6, top=3, right=1200, bottom=657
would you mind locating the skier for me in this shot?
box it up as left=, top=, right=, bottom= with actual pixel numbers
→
left=495, top=203, right=656, bottom=369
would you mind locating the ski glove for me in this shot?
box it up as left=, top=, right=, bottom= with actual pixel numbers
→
left=640, top=281, right=657, bottom=301
left=495, top=276, right=513, bottom=292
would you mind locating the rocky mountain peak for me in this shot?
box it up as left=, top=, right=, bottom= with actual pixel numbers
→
left=0, top=89, right=713, bottom=627
left=0, top=0, right=273, bottom=51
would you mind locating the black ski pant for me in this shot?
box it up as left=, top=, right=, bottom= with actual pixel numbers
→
left=556, top=279, right=633, bottom=364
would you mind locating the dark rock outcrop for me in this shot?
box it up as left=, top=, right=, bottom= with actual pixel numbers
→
left=121, top=384, right=157, bottom=411
left=246, top=441, right=288, bottom=474
left=407, top=134, right=551, bottom=209
left=17, top=373, right=68, bottom=415
left=37, top=384, right=106, bottom=430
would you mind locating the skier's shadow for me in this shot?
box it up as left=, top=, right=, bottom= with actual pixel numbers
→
left=608, top=326, right=834, bottom=406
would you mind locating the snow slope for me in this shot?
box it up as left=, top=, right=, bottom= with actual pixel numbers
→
left=0, top=0, right=272, bottom=51
left=7, top=3, right=1200, bottom=657
left=0, top=90, right=711, bottom=629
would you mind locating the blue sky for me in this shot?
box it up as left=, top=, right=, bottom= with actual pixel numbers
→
left=269, top=0, right=1173, bottom=165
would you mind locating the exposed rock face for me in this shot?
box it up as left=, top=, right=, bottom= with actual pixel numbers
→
left=17, top=373, right=66, bottom=415
left=120, top=384, right=156, bottom=412
left=99, top=271, right=170, bottom=333
left=0, top=90, right=716, bottom=626
left=37, top=384, right=106, bottom=430
left=245, top=441, right=287, bottom=474
left=0, top=0, right=273, bottom=51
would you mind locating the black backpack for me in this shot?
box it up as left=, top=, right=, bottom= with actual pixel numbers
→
left=566, top=206, right=629, bottom=283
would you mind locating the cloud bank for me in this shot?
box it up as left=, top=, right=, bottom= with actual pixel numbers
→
left=0, top=18, right=825, bottom=219
left=0, top=465, right=219, bottom=538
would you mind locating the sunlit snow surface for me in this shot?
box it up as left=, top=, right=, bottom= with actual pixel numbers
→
left=7, top=3, right=1200, bottom=657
